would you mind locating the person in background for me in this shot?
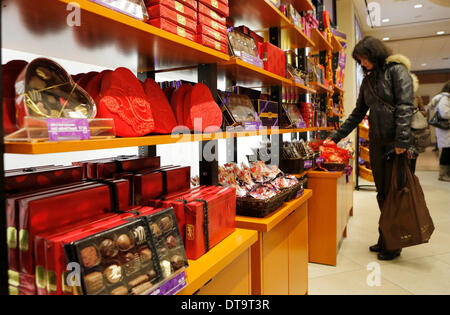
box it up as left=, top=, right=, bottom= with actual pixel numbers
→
left=427, top=81, right=450, bottom=182
left=327, top=36, right=414, bottom=261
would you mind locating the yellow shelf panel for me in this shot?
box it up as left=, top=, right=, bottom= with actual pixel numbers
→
left=287, top=0, right=315, bottom=12
left=310, top=81, right=333, bottom=94
left=331, top=34, right=344, bottom=52
left=235, top=189, right=313, bottom=233
left=178, top=228, right=258, bottom=295
left=24, top=0, right=230, bottom=71
left=311, top=28, right=333, bottom=51
left=229, top=0, right=291, bottom=29
left=281, top=24, right=315, bottom=50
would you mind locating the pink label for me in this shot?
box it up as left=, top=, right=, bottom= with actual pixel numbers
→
left=47, top=118, right=90, bottom=141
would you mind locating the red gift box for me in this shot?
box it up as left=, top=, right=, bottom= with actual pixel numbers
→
left=198, top=2, right=226, bottom=24
left=184, top=186, right=236, bottom=260
left=133, top=170, right=164, bottom=206
left=198, top=0, right=229, bottom=17
left=258, top=42, right=286, bottom=78
left=149, top=18, right=196, bottom=41
left=160, top=166, right=191, bottom=195
left=7, top=181, right=97, bottom=275
left=147, top=4, right=197, bottom=33
left=197, top=33, right=228, bottom=54
left=145, top=0, right=197, bottom=11
left=146, top=0, right=197, bottom=19
left=5, top=165, right=84, bottom=194
left=197, top=24, right=228, bottom=45
left=198, top=12, right=227, bottom=34
left=18, top=179, right=130, bottom=275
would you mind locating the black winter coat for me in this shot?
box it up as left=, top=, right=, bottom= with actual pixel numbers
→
left=331, top=61, right=414, bottom=149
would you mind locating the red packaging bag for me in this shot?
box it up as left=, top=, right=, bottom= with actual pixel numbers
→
left=258, top=42, right=286, bottom=78
left=142, top=78, right=178, bottom=134
left=97, top=68, right=155, bottom=137
left=5, top=165, right=84, bottom=195
left=183, top=83, right=223, bottom=132
left=84, top=70, right=112, bottom=105
left=149, top=18, right=196, bottom=41
left=145, top=0, right=198, bottom=11
left=196, top=33, right=229, bottom=54
left=18, top=179, right=130, bottom=275
left=147, top=4, right=197, bottom=33
left=172, top=84, right=193, bottom=126
left=198, top=0, right=229, bottom=17
left=198, top=13, right=228, bottom=34
left=198, top=2, right=226, bottom=24
left=197, top=24, right=228, bottom=45
left=76, top=71, right=99, bottom=90
left=133, top=170, right=164, bottom=206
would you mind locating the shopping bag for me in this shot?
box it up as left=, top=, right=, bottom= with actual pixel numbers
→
left=379, top=155, right=434, bottom=250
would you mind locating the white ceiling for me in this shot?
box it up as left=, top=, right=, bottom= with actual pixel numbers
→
left=353, top=0, right=450, bottom=71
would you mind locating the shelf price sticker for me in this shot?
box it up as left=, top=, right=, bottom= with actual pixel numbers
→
left=47, top=118, right=91, bottom=141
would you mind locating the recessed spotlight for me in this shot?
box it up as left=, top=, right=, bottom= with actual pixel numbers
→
left=437, top=31, right=445, bottom=35
left=414, top=4, right=423, bottom=9
left=382, top=37, right=390, bottom=41
left=382, top=18, right=390, bottom=23
left=421, top=63, right=427, bottom=66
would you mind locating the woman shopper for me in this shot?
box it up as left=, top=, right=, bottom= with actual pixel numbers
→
left=428, top=81, right=450, bottom=181
left=328, top=36, right=414, bottom=261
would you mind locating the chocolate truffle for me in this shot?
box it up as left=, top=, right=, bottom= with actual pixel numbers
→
left=160, top=216, right=173, bottom=231
left=84, top=272, right=104, bottom=294
left=117, top=234, right=132, bottom=251
left=148, top=270, right=157, bottom=281
left=80, top=246, right=99, bottom=268
left=170, top=255, right=185, bottom=270
left=139, top=247, right=152, bottom=263
left=131, top=281, right=153, bottom=295
left=111, top=286, right=128, bottom=295
left=158, top=246, right=168, bottom=257
left=160, top=260, right=171, bottom=278
left=103, top=264, right=122, bottom=284
left=128, top=274, right=149, bottom=288
left=166, top=235, right=177, bottom=249
left=133, top=226, right=146, bottom=245
left=123, top=252, right=140, bottom=275
left=99, top=238, right=118, bottom=258
left=150, top=223, right=161, bottom=237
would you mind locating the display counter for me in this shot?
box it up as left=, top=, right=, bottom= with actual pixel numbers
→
left=307, top=171, right=353, bottom=266
left=235, top=190, right=312, bottom=295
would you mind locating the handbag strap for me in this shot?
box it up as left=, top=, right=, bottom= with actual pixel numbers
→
left=366, top=74, right=396, bottom=112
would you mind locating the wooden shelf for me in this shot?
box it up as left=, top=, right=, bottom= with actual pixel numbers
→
left=10, top=0, right=230, bottom=72
left=331, top=34, right=344, bottom=53
left=310, top=81, right=333, bottom=94
left=235, top=189, right=312, bottom=233
left=286, top=0, right=315, bottom=12
left=311, top=28, right=333, bottom=51
left=281, top=24, right=315, bottom=50
left=333, top=84, right=345, bottom=94
left=178, top=228, right=258, bottom=295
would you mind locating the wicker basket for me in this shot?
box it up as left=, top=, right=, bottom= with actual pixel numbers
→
left=321, top=162, right=346, bottom=171
left=279, top=157, right=305, bottom=174
left=282, top=181, right=304, bottom=202
left=236, top=189, right=290, bottom=218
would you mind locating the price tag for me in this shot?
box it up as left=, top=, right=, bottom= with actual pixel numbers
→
left=304, top=160, right=313, bottom=168
left=47, top=118, right=90, bottom=141
left=315, top=157, right=324, bottom=164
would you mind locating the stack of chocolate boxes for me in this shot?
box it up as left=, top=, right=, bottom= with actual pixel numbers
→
left=144, top=0, right=229, bottom=54
left=6, top=156, right=236, bottom=295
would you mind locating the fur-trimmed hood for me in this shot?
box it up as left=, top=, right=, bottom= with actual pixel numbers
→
left=386, top=54, right=418, bottom=92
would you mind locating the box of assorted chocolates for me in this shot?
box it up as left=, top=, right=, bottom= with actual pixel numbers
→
left=196, top=34, right=228, bottom=54
left=197, top=24, right=228, bottom=45
left=147, top=4, right=197, bottom=32
left=145, top=0, right=197, bottom=10
left=146, top=0, right=198, bottom=19
left=149, top=18, right=196, bottom=41
left=256, top=100, right=279, bottom=127
left=198, top=2, right=226, bottom=24
left=218, top=91, right=262, bottom=130
left=228, top=28, right=264, bottom=68
left=198, top=12, right=227, bottom=34
left=198, top=0, right=229, bottom=17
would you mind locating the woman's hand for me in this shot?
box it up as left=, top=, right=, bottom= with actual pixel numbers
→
left=395, top=147, right=406, bottom=155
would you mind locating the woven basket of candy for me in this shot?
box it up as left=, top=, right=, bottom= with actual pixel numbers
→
left=236, top=189, right=290, bottom=218
left=281, top=181, right=304, bottom=202
left=279, top=157, right=305, bottom=174
left=321, top=162, right=346, bottom=172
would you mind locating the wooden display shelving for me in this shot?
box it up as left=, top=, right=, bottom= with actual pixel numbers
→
left=331, top=34, right=344, bottom=53
left=287, top=0, right=315, bottom=12
left=309, top=81, right=333, bottom=94
left=311, top=28, right=333, bottom=51
left=333, top=84, right=345, bottom=94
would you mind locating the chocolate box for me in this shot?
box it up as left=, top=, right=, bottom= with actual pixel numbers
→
left=198, top=13, right=227, bottom=34
left=258, top=42, right=286, bottom=78
left=146, top=0, right=197, bottom=19
left=133, top=170, right=164, bottom=206
left=198, top=0, right=229, bottom=17
left=65, top=218, right=163, bottom=295
left=145, top=0, right=197, bottom=10
left=256, top=100, right=279, bottom=127
left=160, top=166, right=191, bottom=195
left=5, top=165, right=84, bottom=194
left=196, top=34, right=228, bottom=54
left=234, top=25, right=264, bottom=46
left=198, top=2, right=226, bottom=24
left=218, top=91, right=261, bottom=129
left=197, top=24, right=228, bottom=45
left=18, top=179, right=130, bottom=275
left=149, top=18, right=196, bottom=41
left=147, top=4, right=197, bottom=32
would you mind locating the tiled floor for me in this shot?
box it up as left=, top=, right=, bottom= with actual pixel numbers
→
left=308, top=148, right=450, bottom=295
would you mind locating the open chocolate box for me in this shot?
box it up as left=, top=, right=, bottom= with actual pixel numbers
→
left=218, top=91, right=262, bottom=129
left=65, top=218, right=162, bottom=295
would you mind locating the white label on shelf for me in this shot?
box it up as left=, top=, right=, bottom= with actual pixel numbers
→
left=98, top=0, right=144, bottom=20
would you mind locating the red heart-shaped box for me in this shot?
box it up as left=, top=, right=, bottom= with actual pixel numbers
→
left=184, top=83, right=222, bottom=132
left=14, top=58, right=97, bottom=127
left=97, top=67, right=155, bottom=137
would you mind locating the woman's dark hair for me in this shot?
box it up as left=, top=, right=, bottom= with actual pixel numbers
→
left=352, top=36, right=392, bottom=71
left=441, top=80, right=450, bottom=93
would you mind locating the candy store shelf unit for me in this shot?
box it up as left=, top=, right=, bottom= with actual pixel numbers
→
left=178, top=228, right=258, bottom=295
left=331, top=35, right=344, bottom=53
left=4, top=127, right=333, bottom=155
left=355, top=124, right=376, bottom=191
left=333, top=84, right=345, bottom=94
left=309, top=81, right=334, bottom=94
left=286, top=0, right=315, bottom=12
left=307, top=171, right=353, bottom=266
left=219, top=58, right=316, bottom=93
left=235, top=189, right=312, bottom=295
left=310, top=28, right=333, bottom=52
left=229, top=0, right=314, bottom=50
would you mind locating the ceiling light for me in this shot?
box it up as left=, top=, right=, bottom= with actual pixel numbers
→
left=382, top=37, right=390, bottom=41
left=382, top=18, right=390, bottom=23
left=437, top=31, right=445, bottom=35
left=414, top=4, right=423, bottom=8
